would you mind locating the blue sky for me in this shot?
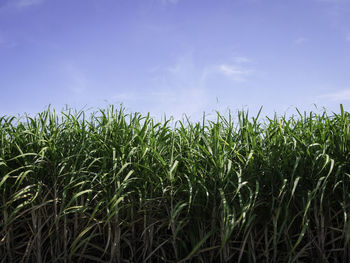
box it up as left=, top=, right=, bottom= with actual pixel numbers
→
left=1, top=0, right=350, bottom=120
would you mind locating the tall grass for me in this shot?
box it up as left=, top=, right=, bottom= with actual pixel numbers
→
left=0, top=105, right=350, bottom=262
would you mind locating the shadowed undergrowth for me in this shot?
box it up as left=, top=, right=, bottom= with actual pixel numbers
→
left=1, top=105, right=350, bottom=262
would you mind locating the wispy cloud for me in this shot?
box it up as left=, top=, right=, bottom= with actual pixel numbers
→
left=158, top=0, right=180, bottom=5
left=16, top=0, right=44, bottom=8
left=150, top=53, right=210, bottom=119
left=294, top=37, right=308, bottom=45
left=312, top=0, right=348, bottom=29
left=318, top=89, right=350, bottom=101
left=219, top=65, right=250, bottom=82
left=113, top=53, right=256, bottom=120
left=0, top=0, right=45, bottom=9
left=218, top=56, right=253, bottom=82
left=346, top=35, right=350, bottom=42
left=232, top=56, right=252, bottom=63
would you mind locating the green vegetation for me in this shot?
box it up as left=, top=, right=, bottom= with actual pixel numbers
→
left=1, top=105, right=350, bottom=262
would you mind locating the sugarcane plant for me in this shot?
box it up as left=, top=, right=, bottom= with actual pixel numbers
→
left=0, top=104, right=350, bottom=262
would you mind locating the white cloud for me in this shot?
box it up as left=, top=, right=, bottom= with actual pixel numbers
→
left=319, top=89, right=350, bottom=101
left=0, top=0, right=45, bottom=9
left=346, top=35, right=350, bottom=42
left=217, top=55, right=254, bottom=82
left=219, top=64, right=250, bottom=82
left=118, top=53, right=256, bottom=120
left=106, top=53, right=210, bottom=121
left=143, top=52, right=212, bottom=120
left=16, top=0, right=44, bottom=8
left=158, top=0, right=179, bottom=5
left=294, top=37, right=308, bottom=45
left=232, top=56, right=252, bottom=63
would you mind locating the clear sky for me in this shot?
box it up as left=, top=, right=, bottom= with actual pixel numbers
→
left=1, top=0, right=350, bottom=120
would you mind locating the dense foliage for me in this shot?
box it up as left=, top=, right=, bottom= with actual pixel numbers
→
left=1, top=105, right=350, bottom=262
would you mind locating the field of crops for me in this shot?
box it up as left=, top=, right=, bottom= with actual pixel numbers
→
left=1, top=105, right=350, bottom=262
